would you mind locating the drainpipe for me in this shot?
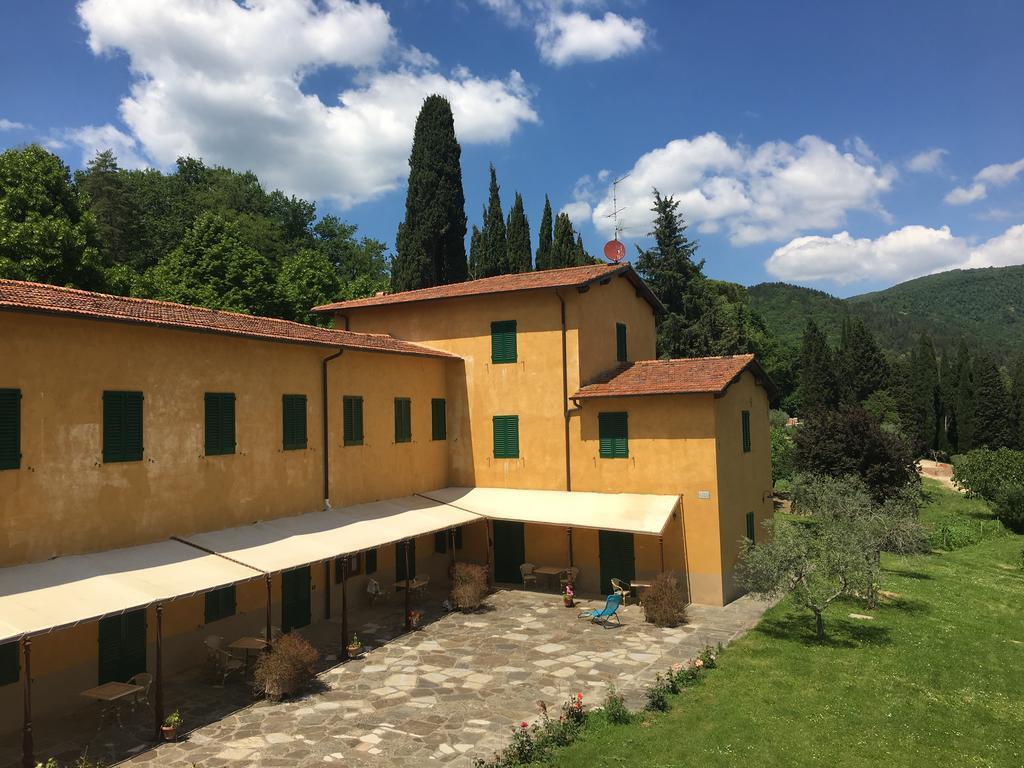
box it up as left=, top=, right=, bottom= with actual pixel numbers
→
left=555, top=289, right=571, bottom=492
left=322, top=348, right=344, bottom=509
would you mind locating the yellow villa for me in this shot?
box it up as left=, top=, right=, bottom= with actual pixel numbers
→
left=0, top=262, right=774, bottom=763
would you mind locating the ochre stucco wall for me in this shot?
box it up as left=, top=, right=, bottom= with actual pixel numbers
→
left=714, top=370, right=774, bottom=602
left=0, top=312, right=450, bottom=566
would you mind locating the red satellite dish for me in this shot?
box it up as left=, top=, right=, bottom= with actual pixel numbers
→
left=603, top=239, right=626, bottom=263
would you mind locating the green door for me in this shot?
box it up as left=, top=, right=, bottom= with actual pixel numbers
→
left=492, top=520, right=525, bottom=584
left=598, top=531, right=636, bottom=596
left=395, top=539, right=417, bottom=581
left=281, top=566, right=311, bottom=633
left=98, top=609, right=147, bottom=684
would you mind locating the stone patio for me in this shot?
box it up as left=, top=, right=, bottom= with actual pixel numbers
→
left=5, top=589, right=770, bottom=768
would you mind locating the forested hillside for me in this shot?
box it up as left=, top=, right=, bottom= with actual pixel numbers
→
left=750, top=266, right=1024, bottom=360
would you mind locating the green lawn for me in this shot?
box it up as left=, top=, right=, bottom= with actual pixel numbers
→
left=545, top=480, right=1024, bottom=768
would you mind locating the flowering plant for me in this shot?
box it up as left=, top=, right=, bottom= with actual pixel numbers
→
left=563, top=583, right=575, bottom=598
left=347, top=633, right=361, bottom=647
left=408, top=610, right=423, bottom=627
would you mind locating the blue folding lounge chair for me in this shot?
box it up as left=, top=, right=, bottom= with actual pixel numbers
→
left=577, top=594, right=622, bottom=627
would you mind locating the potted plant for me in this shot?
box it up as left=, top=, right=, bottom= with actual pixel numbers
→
left=408, top=610, right=423, bottom=629
left=563, top=583, right=575, bottom=608
left=346, top=633, right=362, bottom=658
left=161, top=710, right=182, bottom=741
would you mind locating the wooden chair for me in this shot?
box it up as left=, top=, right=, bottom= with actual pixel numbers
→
left=520, top=563, right=537, bottom=589
left=366, top=577, right=386, bottom=605
left=126, top=672, right=152, bottom=711
left=610, top=578, right=631, bottom=604
left=213, top=649, right=244, bottom=686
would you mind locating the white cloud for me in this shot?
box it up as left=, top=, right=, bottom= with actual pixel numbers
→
left=765, top=223, right=1024, bottom=286
left=944, top=155, right=1024, bottom=206
left=536, top=11, right=648, bottom=66
left=588, top=132, right=895, bottom=246
left=65, top=124, right=149, bottom=169
left=560, top=200, right=593, bottom=221
left=944, top=183, right=987, bottom=205
left=0, top=118, right=26, bottom=131
left=845, top=136, right=878, bottom=163
left=75, top=0, right=539, bottom=207
left=906, top=148, right=948, bottom=173
left=480, top=1, right=649, bottom=66
left=975, top=157, right=1024, bottom=187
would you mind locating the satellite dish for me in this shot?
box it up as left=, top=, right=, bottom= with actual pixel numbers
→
left=603, top=239, right=626, bottom=263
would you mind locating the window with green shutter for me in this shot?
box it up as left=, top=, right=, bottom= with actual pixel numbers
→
left=454, top=526, right=464, bottom=549
left=282, top=394, right=307, bottom=450
left=0, top=388, right=21, bottom=471
left=204, top=392, right=236, bottom=456
left=434, top=530, right=448, bottom=554
left=0, top=641, right=18, bottom=686
left=365, top=548, right=378, bottom=574
left=742, top=410, right=751, bottom=453
left=334, top=554, right=362, bottom=583
left=745, top=511, right=756, bottom=543
left=492, top=415, right=520, bottom=459
left=598, top=412, right=629, bottom=458
left=394, top=398, right=412, bottom=443
left=103, top=390, right=144, bottom=463
left=431, top=398, right=447, bottom=440
left=616, top=323, right=627, bottom=362
left=343, top=396, right=363, bottom=446
left=204, top=585, right=236, bottom=624
left=491, top=320, right=517, bottom=364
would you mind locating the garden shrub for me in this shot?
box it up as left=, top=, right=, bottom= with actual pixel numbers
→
left=644, top=673, right=671, bottom=712
left=474, top=694, right=587, bottom=767
left=952, top=448, right=1024, bottom=500
left=993, top=484, right=1024, bottom=533
left=642, top=573, right=687, bottom=627
left=602, top=687, right=632, bottom=724
left=253, top=633, right=319, bottom=700
left=927, top=517, right=1005, bottom=551
left=451, top=562, right=489, bottom=610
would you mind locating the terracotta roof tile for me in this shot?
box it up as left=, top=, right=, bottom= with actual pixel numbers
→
left=573, top=355, right=777, bottom=399
left=313, top=262, right=664, bottom=313
left=0, top=280, right=458, bottom=360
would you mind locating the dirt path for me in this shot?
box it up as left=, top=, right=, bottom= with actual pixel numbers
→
left=918, top=459, right=959, bottom=492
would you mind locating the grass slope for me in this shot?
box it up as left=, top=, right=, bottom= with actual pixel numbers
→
left=749, top=265, right=1024, bottom=359
left=544, top=481, right=1024, bottom=768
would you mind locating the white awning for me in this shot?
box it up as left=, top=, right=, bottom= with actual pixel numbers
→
left=181, top=494, right=480, bottom=574
left=418, top=487, right=680, bottom=536
left=0, top=540, right=262, bottom=644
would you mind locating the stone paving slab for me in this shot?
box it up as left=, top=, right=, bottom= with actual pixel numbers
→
left=116, top=591, right=769, bottom=767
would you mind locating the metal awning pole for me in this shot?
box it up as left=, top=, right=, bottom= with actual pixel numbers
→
left=154, top=604, right=164, bottom=741
left=21, top=637, right=33, bottom=768
left=485, top=520, right=493, bottom=588
left=402, top=540, right=412, bottom=631
left=265, top=574, right=273, bottom=645
left=448, top=528, right=456, bottom=579
left=340, top=556, right=350, bottom=659
left=566, top=527, right=574, bottom=577
left=659, top=536, right=665, bottom=573
left=324, top=560, right=331, bottom=620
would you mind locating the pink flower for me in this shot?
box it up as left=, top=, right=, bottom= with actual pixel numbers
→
left=694, top=658, right=704, bottom=669
left=520, top=721, right=528, bottom=729
left=576, top=693, right=583, bottom=701
left=671, top=663, right=683, bottom=673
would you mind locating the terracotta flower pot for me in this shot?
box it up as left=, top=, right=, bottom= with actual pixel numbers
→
left=563, top=597, right=575, bottom=608
left=161, top=725, right=178, bottom=741
left=346, top=644, right=362, bottom=657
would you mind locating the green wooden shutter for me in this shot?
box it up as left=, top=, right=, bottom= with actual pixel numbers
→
left=0, top=641, right=19, bottom=686
left=431, top=398, right=447, bottom=440
left=493, top=415, right=519, bottom=458
left=205, top=393, right=236, bottom=455
left=103, top=391, right=143, bottom=463
left=343, top=396, right=363, bottom=446
left=283, top=394, right=307, bottom=450
left=204, top=585, right=237, bottom=623
left=395, top=398, right=411, bottom=443
left=491, top=320, right=517, bottom=364
left=434, top=530, right=447, bottom=553
left=454, top=526, right=464, bottom=549
left=742, top=410, right=751, bottom=453
left=746, top=511, right=756, bottom=543
left=599, top=412, right=628, bottom=458
left=616, top=323, right=627, bottom=362
left=365, top=548, right=378, bottom=574
left=0, top=389, right=21, bottom=471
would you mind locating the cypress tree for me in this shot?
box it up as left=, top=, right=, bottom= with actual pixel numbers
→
left=838, top=317, right=888, bottom=405
left=1011, top=355, right=1024, bottom=449
left=468, top=224, right=483, bottom=280
left=902, top=334, right=941, bottom=453
left=506, top=192, right=532, bottom=272
left=953, top=339, right=975, bottom=452
left=972, top=354, right=1014, bottom=449
left=939, top=351, right=957, bottom=452
left=392, top=95, right=467, bottom=291
left=798, top=319, right=838, bottom=413
left=475, top=164, right=507, bottom=278
left=551, top=212, right=575, bottom=269
left=573, top=233, right=594, bottom=266
left=536, top=196, right=553, bottom=270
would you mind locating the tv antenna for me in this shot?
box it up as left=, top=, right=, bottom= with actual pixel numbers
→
left=602, top=172, right=630, bottom=263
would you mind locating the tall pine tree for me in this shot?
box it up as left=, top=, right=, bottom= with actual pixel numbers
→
left=474, top=164, right=508, bottom=278
left=392, top=95, right=467, bottom=291
left=838, top=317, right=888, bottom=405
left=535, top=195, right=553, bottom=270
left=468, top=224, right=483, bottom=279
left=971, top=354, right=1014, bottom=449
left=953, top=339, right=975, bottom=452
left=1011, top=355, right=1024, bottom=449
left=798, top=319, right=838, bottom=413
left=506, top=192, right=532, bottom=272
left=900, top=334, right=941, bottom=453
left=550, top=212, right=575, bottom=269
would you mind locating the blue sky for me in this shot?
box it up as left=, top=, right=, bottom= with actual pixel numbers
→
left=2, top=0, right=1022, bottom=297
